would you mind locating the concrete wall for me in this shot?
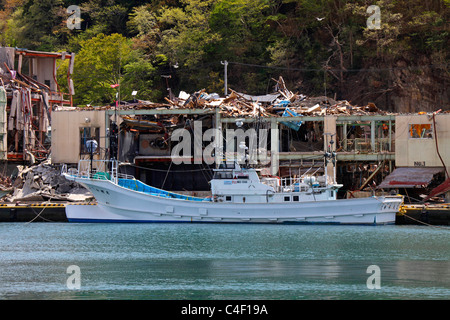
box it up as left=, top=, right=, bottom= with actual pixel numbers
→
left=51, top=110, right=106, bottom=164
left=395, top=113, right=450, bottom=168
left=0, top=47, right=15, bottom=69
left=324, top=115, right=337, bottom=183
left=32, top=58, right=57, bottom=92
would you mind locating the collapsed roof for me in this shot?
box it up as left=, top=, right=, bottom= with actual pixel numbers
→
left=79, top=76, right=392, bottom=119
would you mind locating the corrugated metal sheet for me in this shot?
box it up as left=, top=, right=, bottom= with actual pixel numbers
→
left=425, top=178, right=450, bottom=200
left=236, top=92, right=280, bottom=103
left=377, top=167, right=443, bottom=189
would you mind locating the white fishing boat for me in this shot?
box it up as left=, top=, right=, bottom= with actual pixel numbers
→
left=63, top=159, right=403, bottom=225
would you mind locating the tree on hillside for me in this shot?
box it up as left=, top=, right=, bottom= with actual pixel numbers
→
left=2, top=0, right=66, bottom=50
left=3, top=0, right=447, bottom=110
left=57, top=33, right=158, bottom=105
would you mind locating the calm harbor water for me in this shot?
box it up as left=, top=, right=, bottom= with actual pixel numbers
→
left=0, top=222, right=449, bottom=300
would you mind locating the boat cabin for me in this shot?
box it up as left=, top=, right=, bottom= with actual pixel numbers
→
left=210, top=162, right=342, bottom=204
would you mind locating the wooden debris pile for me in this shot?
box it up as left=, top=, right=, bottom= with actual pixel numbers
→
left=215, top=90, right=273, bottom=117
left=265, top=76, right=387, bottom=116
left=158, top=76, right=388, bottom=117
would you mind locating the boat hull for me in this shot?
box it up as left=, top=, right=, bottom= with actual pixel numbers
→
left=65, top=176, right=402, bottom=225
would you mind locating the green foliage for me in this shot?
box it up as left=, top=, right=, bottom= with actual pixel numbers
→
left=0, top=7, right=25, bottom=47
left=157, top=0, right=220, bottom=68
left=81, top=1, right=129, bottom=36
left=5, top=0, right=66, bottom=50
left=71, top=33, right=131, bottom=104
left=4, top=0, right=449, bottom=102
left=127, top=4, right=158, bottom=37
left=121, top=54, right=160, bottom=101
left=63, top=33, right=158, bottom=105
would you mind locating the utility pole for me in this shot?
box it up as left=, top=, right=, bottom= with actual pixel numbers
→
left=161, top=75, right=173, bottom=100
left=221, top=60, right=228, bottom=96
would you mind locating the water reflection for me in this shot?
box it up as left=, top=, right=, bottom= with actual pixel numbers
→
left=0, top=223, right=449, bottom=299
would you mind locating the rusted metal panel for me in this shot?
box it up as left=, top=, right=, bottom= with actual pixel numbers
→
left=378, top=167, right=443, bottom=189
left=425, top=178, right=450, bottom=200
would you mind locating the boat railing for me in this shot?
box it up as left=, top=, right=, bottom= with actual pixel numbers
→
left=65, top=159, right=135, bottom=182
left=276, top=166, right=325, bottom=192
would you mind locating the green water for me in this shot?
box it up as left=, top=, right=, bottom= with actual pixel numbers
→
left=0, top=223, right=449, bottom=300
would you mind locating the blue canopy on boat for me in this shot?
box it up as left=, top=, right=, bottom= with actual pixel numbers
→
left=118, top=178, right=211, bottom=202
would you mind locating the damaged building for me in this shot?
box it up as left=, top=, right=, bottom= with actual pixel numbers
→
left=0, top=46, right=75, bottom=163
left=48, top=76, right=450, bottom=203
left=2, top=58, right=448, bottom=205
left=0, top=46, right=76, bottom=201
left=378, top=112, right=450, bottom=202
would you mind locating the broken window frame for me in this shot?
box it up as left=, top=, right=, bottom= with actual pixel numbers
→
left=408, top=124, right=433, bottom=139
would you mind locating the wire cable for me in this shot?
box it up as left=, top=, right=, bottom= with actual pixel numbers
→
left=228, top=61, right=448, bottom=73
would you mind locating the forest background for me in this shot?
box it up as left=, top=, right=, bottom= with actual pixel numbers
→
left=0, top=0, right=448, bottom=112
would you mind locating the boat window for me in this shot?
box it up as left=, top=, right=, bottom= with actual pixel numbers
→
left=293, top=195, right=299, bottom=201
left=237, top=175, right=249, bottom=179
left=330, top=191, right=334, bottom=197
left=213, top=172, right=234, bottom=179
left=284, top=196, right=290, bottom=202
left=219, top=163, right=236, bottom=169
left=226, top=196, right=232, bottom=201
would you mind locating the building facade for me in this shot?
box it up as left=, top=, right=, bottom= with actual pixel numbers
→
left=0, top=47, right=74, bottom=162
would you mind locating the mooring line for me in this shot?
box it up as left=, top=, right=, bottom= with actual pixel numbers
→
left=26, top=196, right=56, bottom=224
left=399, top=211, right=449, bottom=230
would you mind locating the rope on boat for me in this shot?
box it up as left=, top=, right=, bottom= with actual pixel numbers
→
left=161, top=160, right=173, bottom=191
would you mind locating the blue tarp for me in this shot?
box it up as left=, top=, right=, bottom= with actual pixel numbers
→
left=281, top=107, right=302, bottom=131
left=118, top=178, right=211, bottom=202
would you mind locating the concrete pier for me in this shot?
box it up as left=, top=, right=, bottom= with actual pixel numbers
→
left=397, top=204, right=450, bottom=226
left=0, top=203, right=68, bottom=222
